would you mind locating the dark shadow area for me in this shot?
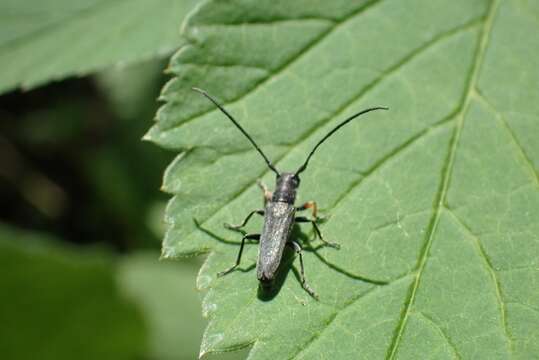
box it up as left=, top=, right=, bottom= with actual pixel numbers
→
left=257, top=249, right=296, bottom=302
left=194, top=218, right=313, bottom=301
left=293, top=223, right=389, bottom=286
left=193, top=217, right=258, bottom=273
left=193, top=218, right=251, bottom=246
left=195, top=216, right=389, bottom=302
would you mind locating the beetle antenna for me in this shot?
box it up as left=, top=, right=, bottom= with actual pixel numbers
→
left=192, top=87, right=280, bottom=176
left=295, top=106, right=389, bottom=176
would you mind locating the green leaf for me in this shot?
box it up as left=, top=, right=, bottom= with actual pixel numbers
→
left=0, top=224, right=147, bottom=360
left=0, top=0, right=199, bottom=94
left=117, top=252, right=249, bottom=360
left=147, top=0, right=539, bottom=358
left=117, top=253, right=205, bottom=359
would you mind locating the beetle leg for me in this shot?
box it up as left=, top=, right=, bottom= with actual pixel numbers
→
left=224, top=209, right=264, bottom=230
left=257, top=180, right=273, bottom=205
left=296, top=201, right=319, bottom=219
left=295, top=216, right=340, bottom=249
left=288, top=240, right=318, bottom=300
left=218, top=233, right=260, bottom=277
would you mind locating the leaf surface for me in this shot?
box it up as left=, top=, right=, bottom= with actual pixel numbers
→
left=147, top=0, right=539, bottom=358
left=0, top=0, right=198, bottom=93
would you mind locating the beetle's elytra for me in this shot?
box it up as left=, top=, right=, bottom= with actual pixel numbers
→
left=193, top=87, right=388, bottom=298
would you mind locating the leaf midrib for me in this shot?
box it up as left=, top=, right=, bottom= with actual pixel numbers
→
left=386, top=1, right=502, bottom=358
left=289, top=274, right=414, bottom=360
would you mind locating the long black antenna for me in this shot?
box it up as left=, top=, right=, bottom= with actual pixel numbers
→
left=192, top=87, right=280, bottom=176
left=295, top=106, right=389, bottom=176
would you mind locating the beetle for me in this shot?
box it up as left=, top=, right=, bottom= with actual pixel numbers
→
left=192, top=87, right=388, bottom=298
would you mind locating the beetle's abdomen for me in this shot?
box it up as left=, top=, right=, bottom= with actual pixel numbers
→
left=257, top=201, right=295, bottom=282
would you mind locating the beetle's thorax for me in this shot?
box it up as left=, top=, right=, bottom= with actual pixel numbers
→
left=271, top=172, right=300, bottom=204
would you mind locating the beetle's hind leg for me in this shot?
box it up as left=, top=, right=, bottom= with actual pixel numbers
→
left=218, top=233, right=260, bottom=277
left=224, top=209, right=264, bottom=230
left=288, top=240, right=318, bottom=300
left=295, top=216, right=340, bottom=249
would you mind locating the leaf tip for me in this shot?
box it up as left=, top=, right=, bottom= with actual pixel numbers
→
left=199, top=333, right=225, bottom=359
left=141, top=128, right=155, bottom=143
left=160, top=245, right=177, bottom=260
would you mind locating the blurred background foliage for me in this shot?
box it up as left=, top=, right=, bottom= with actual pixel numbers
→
left=0, top=8, right=247, bottom=359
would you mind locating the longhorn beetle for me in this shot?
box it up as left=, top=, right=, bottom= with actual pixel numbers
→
left=193, top=87, right=388, bottom=298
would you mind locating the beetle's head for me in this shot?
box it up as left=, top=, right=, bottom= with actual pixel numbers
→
left=276, top=172, right=300, bottom=188
left=272, top=172, right=300, bottom=203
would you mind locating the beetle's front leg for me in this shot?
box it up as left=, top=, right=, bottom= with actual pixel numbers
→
left=295, top=216, right=340, bottom=249
left=257, top=180, right=272, bottom=205
left=218, top=233, right=260, bottom=277
left=288, top=240, right=318, bottom=300
left=224, top=209, right=264, bottom=230
left=224, top=179, right=272, bottom=231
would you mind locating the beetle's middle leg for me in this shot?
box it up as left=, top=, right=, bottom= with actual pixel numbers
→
left=218, top=233, right=260, bottom=277
left=296, top=201, right=319, bottom=219
left=288, top=240, right=318, bottom=299
left=295, top=216, right=340, bottom=249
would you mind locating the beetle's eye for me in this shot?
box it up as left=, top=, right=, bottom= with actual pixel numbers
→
left=294, top=176, right=300, bottom=185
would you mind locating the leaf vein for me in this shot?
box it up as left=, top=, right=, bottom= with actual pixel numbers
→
left=195, top=17, right=337, bottom=27
left=445, top=207, right=513, bottom=350
left=473, top=89, right=539, bottom=187
left=414, top=311, right=462, bottom=360
left=160, top=0, right=384, bottom=132
left=506, top=301, right=539, bottom=316
left=326, top=116, right=454, bottom=216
